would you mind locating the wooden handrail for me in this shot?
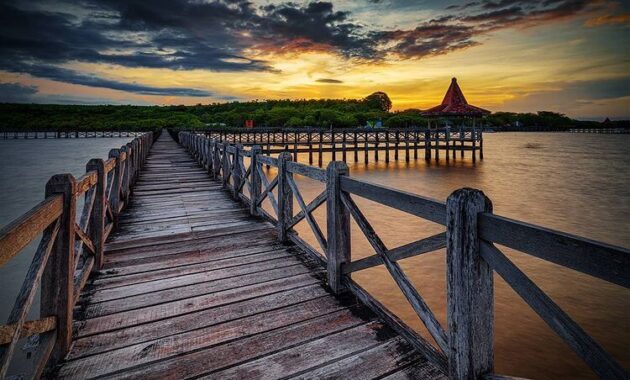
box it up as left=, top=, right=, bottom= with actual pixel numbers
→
left=179, top=131, right=630, bottom=380
left=479, top=213, right=630, bottom=288
left=0, top=131, right=156, bottom=378
left=0, top=316, right=57, bottom=345
left=75, top=171, right=98, bottom=196
left=0, top=195, right=63, bottom=267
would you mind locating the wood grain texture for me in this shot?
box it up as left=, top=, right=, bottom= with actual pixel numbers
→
left=446, top=188, right=493, bottom=380
left=0, top=195, right=63, bottom=267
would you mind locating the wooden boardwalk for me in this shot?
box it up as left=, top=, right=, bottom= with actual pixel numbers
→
left=56, top=132, right=445, bottom=379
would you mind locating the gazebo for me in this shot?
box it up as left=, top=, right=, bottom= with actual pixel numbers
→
left=422, top=77, right=490, bottom=128
left=421, top=77, right=489, bottom=161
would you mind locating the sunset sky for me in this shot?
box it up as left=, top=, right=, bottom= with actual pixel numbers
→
left=0, top=0, right=628, bottom=119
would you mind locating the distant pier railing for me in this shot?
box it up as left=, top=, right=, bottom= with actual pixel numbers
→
left=194, top=127, right=484, bottom=164
left=0, top=132, right=156, bottom=378
left=0, top=131, right=146, bottom=139
left=180, top=131, right=629, bottom=380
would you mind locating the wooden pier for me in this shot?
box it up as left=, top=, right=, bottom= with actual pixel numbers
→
left=0, top=130, right=628, bottom=379
left=0, top=131, right=146, bottom=139
left=199, top=127, right=484, bottom=164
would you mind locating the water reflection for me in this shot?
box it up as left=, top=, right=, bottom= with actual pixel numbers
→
left=272, top=132, right=629, bottom=379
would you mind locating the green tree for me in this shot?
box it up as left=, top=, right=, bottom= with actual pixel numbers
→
left=364, top=92, right=392, bottom=112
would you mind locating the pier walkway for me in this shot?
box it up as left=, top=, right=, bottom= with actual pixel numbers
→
left=56, top=133, right=444, bottom=379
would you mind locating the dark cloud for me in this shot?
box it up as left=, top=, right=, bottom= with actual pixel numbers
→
left=0, top=83, right=38, bottom=103
left=0, top=0, right=602, bottom=97
left=316, top=78, right=343, bottom=83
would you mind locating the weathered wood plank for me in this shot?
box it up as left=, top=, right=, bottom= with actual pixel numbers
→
left=78, top=266, right=314, bottom=320
left=480, top=241, right=627, bottom=380
left=59, top=297, right=346, bottom=379
left=446, top=188, right=494, bottom=379
left=340, top=176, right=446, bottom=225
left=104, top=309, right=366, bottom=380
left=205, top=322, right=392, bottom=379
left=344, top=231, right=446, bottom=274
left=479, top=213, right=630, bottom=288
left=294, top=336, right=437, bottom=380
left=0, top=195, right=63, bottom=267
left=0, top=316, right=56, bottom=345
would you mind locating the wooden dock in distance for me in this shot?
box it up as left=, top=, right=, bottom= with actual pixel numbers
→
left=56, top=133, right=445, bottom=379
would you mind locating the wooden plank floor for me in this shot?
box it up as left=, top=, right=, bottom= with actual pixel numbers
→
left=56, top=132, right=446, bottom=379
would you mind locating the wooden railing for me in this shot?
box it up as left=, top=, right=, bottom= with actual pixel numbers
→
left=192, top=126, right=484, bottom=164
left=1, top=131, right=147, bottom=139
left=180, top=131, right=629, bottom=380
left=0, top=132, right=155, bottom=378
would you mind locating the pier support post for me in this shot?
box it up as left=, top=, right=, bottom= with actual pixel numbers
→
left=277, top=152, right=293, bottom=243
left=308, top=133, right=313, bottom=165
left=424, top=129, right=431, bottom=161
left=342, top=132, right=347, bottom=162
left=413, top=131, right=418, bottom=160
left=460, top=127, right=465, bottom=159
left=42, top=174, right=76, bottom=365
left=445, top=130, right=450, bottom=162
left=364, top=131, right=369, bottom=164
left=318, top=131, right=324, bottom=167
left=353, top=132, right=359, bottom=162
left=250, top=145, right=262, bottom=216
left=405, top=130, right=410, bottom=162
left=326, top=161, right=350, bottom=294
left=472, top=128, right=477, bottom=163
left=375, top=132, right=380, bottom=162
left=87, top=159, right=106, bottom=269
left=446, top=188, right=494, bottom=379
left=479, top=130, right=484, bottom=160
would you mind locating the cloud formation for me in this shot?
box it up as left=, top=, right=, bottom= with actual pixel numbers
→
left=316, top=78, right=344, bottom=83
left=0, top=83, right=38, bottom=103
left=0, top=0, right=616, bottom=97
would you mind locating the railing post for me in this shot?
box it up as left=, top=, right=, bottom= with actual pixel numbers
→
left=87, top=159, right=106, bottom=269
left=232, top=145, right=242, bottom=199
left=213, top=139, right=221, bottom=179
left=42, top=174, right=76, bottom=364
left=221, top=144, right=230, bottom=188
left=250, top=145, right=262, bottom=216
left=205, top=139, right=212, bottom=173
left=446, top=188, right=494, bottom=379
left=326, top=161, right=350, bottom=294
left=108, top=149, right=122, bottom=223
left=277, top=151, right=293, bottom=243
left=121, top=145, right=131, bottom=204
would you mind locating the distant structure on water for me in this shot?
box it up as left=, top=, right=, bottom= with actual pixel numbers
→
left=422, top=77, right=490, bottom=129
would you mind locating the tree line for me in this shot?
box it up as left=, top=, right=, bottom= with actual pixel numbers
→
left=0, top=92, right=625, bottom=131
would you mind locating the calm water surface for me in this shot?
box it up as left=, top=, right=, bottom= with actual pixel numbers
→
left=0, top=137, right=132, bottom=316
left=1, top=133, right=628, bottom=379
left=283, top=132, right=630, bottom=380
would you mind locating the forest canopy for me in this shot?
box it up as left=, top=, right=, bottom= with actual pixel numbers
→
left=0, top=92, right=621, bottom=131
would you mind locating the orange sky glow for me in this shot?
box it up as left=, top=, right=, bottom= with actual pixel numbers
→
left=0, top=0, right=628, bottom=119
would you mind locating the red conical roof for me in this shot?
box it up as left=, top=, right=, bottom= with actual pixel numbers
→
left=422, top=78, right=490, bottom=117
